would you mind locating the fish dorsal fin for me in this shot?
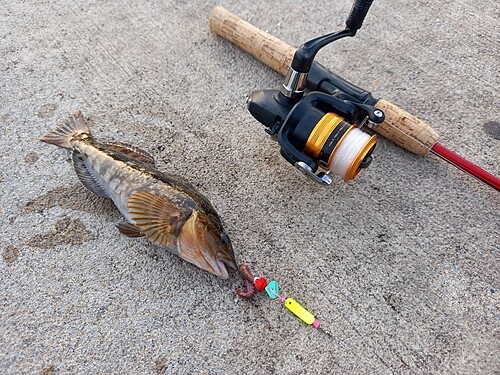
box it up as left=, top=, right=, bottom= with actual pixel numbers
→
left=105, top=142, right=155, bottom=166
left=72, top=151, right=110, bottom=198
left=127, top=191, right=191, bottom=249
left=153, top=170, right=219, bottom=217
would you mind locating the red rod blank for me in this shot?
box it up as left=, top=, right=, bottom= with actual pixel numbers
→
left=431, top=143, right=500, bottom=192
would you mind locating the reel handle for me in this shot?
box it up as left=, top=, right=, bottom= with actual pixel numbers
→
left=346, top=0, right=375, bottom=31
left=209, top=6, right=439, bottom=156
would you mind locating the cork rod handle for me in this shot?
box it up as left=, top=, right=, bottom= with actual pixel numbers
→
left=210, top=6, right=439, bottom=155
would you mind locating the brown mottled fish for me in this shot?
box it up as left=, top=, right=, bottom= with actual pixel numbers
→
left=41, top=110, right=237, bottom=279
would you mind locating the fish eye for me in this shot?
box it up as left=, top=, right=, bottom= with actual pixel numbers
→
left=220, top=233, right=230, bottom=245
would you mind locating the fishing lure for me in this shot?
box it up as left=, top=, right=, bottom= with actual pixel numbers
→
left=237, top=264, right=332, bottom=337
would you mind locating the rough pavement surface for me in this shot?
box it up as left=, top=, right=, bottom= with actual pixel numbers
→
left=1, top=0, right=499, bottom=374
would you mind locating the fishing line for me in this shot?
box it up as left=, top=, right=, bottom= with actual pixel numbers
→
left=329, top=128, right=374, bottom=181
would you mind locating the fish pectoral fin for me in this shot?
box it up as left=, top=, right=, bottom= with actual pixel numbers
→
left=72, top=151, right=111, bottom=199
left=104, top=142, right=155, bottom=166
left=116, top=222, right=144, bottom=238
left=127, top=191, right=190, bottom=248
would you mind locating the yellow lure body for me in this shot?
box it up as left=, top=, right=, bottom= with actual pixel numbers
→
left=284, top=298, right=316, bottom=325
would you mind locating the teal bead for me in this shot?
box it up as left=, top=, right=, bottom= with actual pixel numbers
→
left=265, top=280, right=280, bottom=299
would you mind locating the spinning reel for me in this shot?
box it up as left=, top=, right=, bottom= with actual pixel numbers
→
left=247, top=0, right=383, bottom=185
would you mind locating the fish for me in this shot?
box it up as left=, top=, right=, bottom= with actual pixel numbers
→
left=41, top=110, right=237, bottom=279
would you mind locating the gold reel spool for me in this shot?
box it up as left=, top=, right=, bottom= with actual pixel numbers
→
left=304, top=112, right=377, bottom=181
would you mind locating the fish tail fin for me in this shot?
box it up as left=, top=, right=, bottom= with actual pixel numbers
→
left=40, top=110, right=91, bottom=149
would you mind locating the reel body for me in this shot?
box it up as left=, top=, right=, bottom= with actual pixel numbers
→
left=247, top=64, right=384, bottom=184
left=246, top=0, right=383, bottom=185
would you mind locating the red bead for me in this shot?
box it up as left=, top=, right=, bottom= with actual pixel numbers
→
left=254, top=277, right=268, bottom=291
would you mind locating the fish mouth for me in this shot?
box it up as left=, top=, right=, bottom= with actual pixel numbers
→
left=215, top=260, right=229, bottom=280
left=201, top=251, right=237, bottom=280
left=218, top=257, right=238, bottom=279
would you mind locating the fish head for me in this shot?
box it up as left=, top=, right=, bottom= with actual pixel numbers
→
left=177, top=211, right=237, bottom=279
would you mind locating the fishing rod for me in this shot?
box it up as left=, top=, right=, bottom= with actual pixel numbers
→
left=209, top=3, right=500, bottom=191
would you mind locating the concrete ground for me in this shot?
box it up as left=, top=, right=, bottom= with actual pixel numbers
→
left=1, top=0, right=498, bottom=374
